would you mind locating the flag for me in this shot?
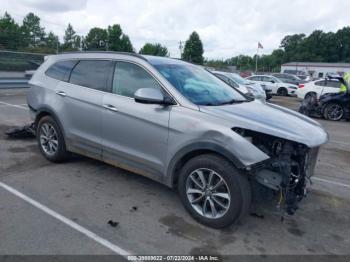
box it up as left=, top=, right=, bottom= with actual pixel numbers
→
left=258, top=42, right=263, bottom=49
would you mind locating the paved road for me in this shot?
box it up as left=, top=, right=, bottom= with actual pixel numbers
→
left=1, top=89, right=349, bottom=256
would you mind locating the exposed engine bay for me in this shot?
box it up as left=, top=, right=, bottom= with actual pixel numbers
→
left=233, top=128, right=319, bottom=217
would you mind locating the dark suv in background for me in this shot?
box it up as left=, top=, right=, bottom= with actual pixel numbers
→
left=272, top=73, right=307, bottom=85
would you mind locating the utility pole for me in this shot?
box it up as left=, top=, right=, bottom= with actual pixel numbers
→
left=255, top=47, right=259, bottom=73
left=178, top=41, right=184, bottom=58
left=256, top=42, right=263, bottom=73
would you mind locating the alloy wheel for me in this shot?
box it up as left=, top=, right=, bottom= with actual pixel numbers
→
left=39, top=123, right=58, bottom=156
left=186, top=168, right=231, bottom=219
left=327, top=104, right=343, bottom=121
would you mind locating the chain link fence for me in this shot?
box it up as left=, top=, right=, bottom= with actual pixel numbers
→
left=0, top=50, right=46, bottom=88
left=0, top=50, right=45, bottom=72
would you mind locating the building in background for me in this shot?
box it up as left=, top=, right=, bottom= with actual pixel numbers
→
left=281, top=62, right=350, bottom=79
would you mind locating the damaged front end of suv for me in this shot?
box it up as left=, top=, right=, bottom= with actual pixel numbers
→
left=233, top=128, right=319, bottom=216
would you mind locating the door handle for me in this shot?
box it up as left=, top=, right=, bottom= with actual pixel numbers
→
left=56, top=91, right=67, bottom=97
left=103, top=104, right=118, bottom=112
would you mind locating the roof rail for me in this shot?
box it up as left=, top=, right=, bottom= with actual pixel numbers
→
left=59, top=51, right=147, bottom=61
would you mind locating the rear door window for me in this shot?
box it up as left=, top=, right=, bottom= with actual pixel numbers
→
left=69, top=60, right=114, bottom=92
left=45, top=60, right=77, bottom=82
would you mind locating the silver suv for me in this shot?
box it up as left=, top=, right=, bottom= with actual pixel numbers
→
left=28, top=52, right=328, bottom=228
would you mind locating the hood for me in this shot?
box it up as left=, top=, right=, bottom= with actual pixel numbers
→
left=200, top=101, right=328, bottom=148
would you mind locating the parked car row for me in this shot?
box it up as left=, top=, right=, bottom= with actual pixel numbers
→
left=271, top=73, right=307, bottom=86
left=212, top=71, right=271, bottom=101
left=209, top=70, right=348, bottom=122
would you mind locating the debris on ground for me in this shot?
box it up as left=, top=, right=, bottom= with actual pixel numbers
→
left=250, top=212, right=265, bottom=219
left=5, top=122, right=35, bottom=138
left=130, top=206, right=138, bottom=212
left=107, top=220, right=119, bottom=228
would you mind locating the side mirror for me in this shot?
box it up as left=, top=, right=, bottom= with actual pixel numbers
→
left=270, top=80, right=275, bottom=83
left=134, top=88, right=174, bottom=105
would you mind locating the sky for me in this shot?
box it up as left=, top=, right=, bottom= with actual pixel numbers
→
left=2, top=0, right=350, bottom=59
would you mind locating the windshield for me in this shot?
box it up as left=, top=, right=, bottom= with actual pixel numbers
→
left=152, top=62, right=247, bottom=106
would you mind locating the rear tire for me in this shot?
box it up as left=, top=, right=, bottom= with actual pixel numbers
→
left=324, top=103, right=344, bottom=121
left=178, top=154, right=251, bottom=228
left=37, top=115, right=69, bottom=162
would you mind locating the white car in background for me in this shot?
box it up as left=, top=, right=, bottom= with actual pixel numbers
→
left=246, top=75, right=298, bottom=96
left=296, top=79, right=340, bottom=99
left=212, top=71, right=266, bottom=100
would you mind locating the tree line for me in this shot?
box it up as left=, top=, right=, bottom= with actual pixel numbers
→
left=1, top=11, right=350, bottom=71
left=0, top=11, right=203, bottom=62
left=205, top=28, right=350, bottom=72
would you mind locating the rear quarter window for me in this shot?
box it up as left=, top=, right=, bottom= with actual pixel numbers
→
left=325, top=81, right=340, bottom=88
left=45, top=60, right=77, bottom=82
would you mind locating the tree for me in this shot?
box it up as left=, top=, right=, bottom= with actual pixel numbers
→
left=335, top=27, right=350, bottom=62
left=139, top=43, right=168, bottom=56
left=0, top=12, right=22, bottom=50
left=84, top=27, right=108, bottom=50
left=45, top=31, right=59, bottom=51
left=280, top=33, right=305, bottom=61
left=182, top=31, right=204, bottom=64
left=62, top=23, right=78, bottom=50
left=21, top=12, right=45, bottom=47
left=106, top=24, right=133, bottom=52
left=74, top=35, right=82, bottom=50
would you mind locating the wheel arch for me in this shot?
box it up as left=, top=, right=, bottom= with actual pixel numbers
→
left=165, top=142, right=245, bottom=188
left=277, top=86, right=288, bottom=93
left=34, top=106, right=66, bottom=138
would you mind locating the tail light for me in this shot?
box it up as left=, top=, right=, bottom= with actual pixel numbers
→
left=298, top=84, right=305, bottom=88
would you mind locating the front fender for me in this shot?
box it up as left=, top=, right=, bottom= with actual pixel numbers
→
left=165, top=138, right=270, bottom=187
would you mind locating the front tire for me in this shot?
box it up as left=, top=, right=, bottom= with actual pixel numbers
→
left=324, top=103, right=344, bottom=121
left=277, top=87, right=288, bottom=96
left=37, top=115, right=69, bottom=162
left=178, top=154, right=251, bottom=228
left=305, top=92, right=316, bottom=100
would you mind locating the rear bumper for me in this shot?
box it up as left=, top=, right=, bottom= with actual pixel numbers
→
left=28, top=104, right=37, bottom=121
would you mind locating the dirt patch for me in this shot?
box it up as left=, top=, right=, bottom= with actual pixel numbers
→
left=1, top=154, right=50, bottom=176
left=8, top=144, right=38, bottom=153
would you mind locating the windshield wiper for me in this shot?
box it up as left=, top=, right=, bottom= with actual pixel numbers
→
left=217, top=99, right=247, bottom=105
